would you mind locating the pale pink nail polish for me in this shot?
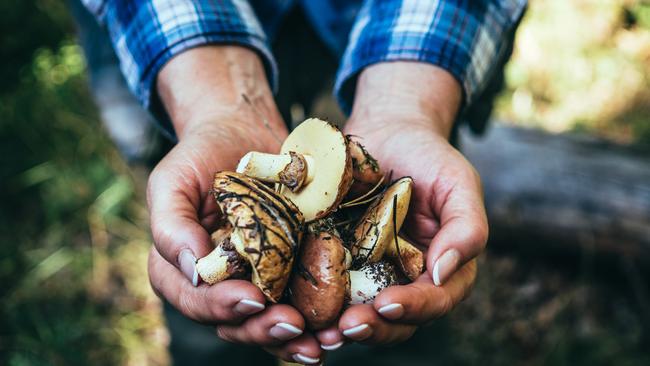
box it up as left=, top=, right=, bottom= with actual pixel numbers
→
left=433, top=249, right=461, bottom=286
left=269, top=322, right=302, bottom=340
left=293, top=353, right=320, bottom=365
left=234, top=299, right=265, bottom=315
left=178, top=249, right=198, bottom=286
left=320, top=341, right=344, bottom=351
left=342, top=323, right=372, bottom=339
left=378, top=303, right=404, bottom=319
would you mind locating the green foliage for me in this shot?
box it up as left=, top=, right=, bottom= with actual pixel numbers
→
left=0, top=3, right=166, bottom=365
left=496, top=0, right=650, bottom=145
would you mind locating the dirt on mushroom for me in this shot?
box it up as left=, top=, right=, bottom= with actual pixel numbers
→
left=195, top=118, right=424, bottom=318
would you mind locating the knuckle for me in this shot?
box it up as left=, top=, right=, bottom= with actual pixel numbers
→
left=176, top=287, right=204, bottom=322
left=473, top=224, right=489, bottom=249
left=438, top=291, right=455, bottom=316
left=411, top=286, right=430, bottom=315
left=151, top=219, right=180, bottom=261
left=147, top=248, right=165, bottom=299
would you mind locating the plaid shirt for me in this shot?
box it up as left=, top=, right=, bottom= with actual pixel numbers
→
left=82, top=0, right=526, bottom=124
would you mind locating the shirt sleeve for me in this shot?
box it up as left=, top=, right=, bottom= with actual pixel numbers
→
left=335, top=0, right=527, bottom=123
left=80, top=0, right=277, bottom=112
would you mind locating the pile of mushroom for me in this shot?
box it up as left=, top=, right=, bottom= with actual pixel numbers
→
left=196, top=118, right=425, bottom=328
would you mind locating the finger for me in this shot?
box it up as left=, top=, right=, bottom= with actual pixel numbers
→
left=374, top=259, right=477, bottom=323
left=264, top=333, right=323, bottom=365
left=427, top=165, right=488, bottom=286
left=215, top=304, right=306, bottom=346
left=338, top=304, right=417, bottom=345
left=315, top=325, right=346, bottom=351
left=147, top=158, right=214, bottom=285
left=149, top=247, right=266, bottom=323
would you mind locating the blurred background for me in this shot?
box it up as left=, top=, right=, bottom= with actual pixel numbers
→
left=1, top=0, right=649, bottom=365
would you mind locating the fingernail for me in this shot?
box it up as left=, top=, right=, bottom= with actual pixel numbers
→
left=320, top=341, right=344, bottom=351
left=342, top=323, right=372, bottom=339
left=292, top=353, right=320, bottom=365
left=433, top=249, right=461, bottom=286
left=234, top=299, right=265, bottom=315
left=269, top=322, right=302, bottom=340
left=178, top=249, right=198, bottom=286
left=378, top=303, right=404, bottom=319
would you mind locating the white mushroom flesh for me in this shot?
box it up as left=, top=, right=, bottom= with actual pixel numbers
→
left=349, top=261, right=397, bottom=305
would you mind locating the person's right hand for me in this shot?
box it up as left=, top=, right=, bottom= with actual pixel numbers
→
left=145, top=46, right=323, bottom=365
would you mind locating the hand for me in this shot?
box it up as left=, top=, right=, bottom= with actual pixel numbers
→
left=316, top=62, right=487, bottom=347
left=146, top=46, right=323, bottom=364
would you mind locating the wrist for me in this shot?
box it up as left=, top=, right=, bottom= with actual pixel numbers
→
left=157, top=46, right=285, bottom=141
left=348, top=62, right=462, bottom=139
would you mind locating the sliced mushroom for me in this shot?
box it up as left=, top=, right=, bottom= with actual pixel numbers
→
left=196, top=172, right=304, bottom=302
left=347, top=136, right=385, bottom=198
left=291, top=223, right=398, bottom=329
left=350, top=177, right=425, bottom=281
left=237, top=118, right=353, bottom=222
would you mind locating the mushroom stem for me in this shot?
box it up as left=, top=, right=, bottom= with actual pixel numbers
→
left=196, top=234, right=249, bottom=285
left=196, top=232, right=250, bottom=285
left=236, top=151, right=315, bottom=191
left=348, top=261, right=397, bottom=305
left=196, top=246, right=233, bottom=284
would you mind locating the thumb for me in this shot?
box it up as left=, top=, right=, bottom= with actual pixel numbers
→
left=147, top=162, right=214, bottom=286
left=427, top=172, right=488, bottom=286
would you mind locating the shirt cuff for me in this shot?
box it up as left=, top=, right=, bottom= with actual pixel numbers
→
left=335, top=0, right=527, bottom=116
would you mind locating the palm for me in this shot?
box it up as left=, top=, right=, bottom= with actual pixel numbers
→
left=344, top=122, right=478, bottom=250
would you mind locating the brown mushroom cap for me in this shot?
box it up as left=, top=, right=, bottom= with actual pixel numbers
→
left=387, top=236, right=424, bottom=281
left=212, top=171, right=304, bottom=302
left=290, top=224, right=349, bottom=330
left=350, top=177, right=425, bottom=280
left=347, top=136, right=384, bottom=197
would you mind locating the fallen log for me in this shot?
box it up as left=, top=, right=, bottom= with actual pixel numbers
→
left=461, top=124, right=650, bottom=261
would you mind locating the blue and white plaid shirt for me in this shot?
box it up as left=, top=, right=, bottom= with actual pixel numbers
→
left=82, top=0, right=526, bottom=125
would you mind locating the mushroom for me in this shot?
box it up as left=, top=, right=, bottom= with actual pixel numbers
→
left=351, top=177, right=425, bottom=281
left=348, top=261, right=398, bottom=305
left=237, top=118, right=353, bottom=222
left=196, top=224, right=250, bottom=284
left=290, top=221, right=398, bottom=329
left=196, top=171, right=304, bottom=302
left=346, top=136, right=385, bottom=198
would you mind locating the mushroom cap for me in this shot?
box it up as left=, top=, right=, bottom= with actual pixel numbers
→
left=213, top=171, right=304, bottom=302
left=351, top=177, right=413, bottom=264
left=290, top=225, right=349, bottom=330
left=387, top=236, right=424, bottom=281
left=280, top=118, right=353, bottom=222
left=347, top=136, right=384, bottom=197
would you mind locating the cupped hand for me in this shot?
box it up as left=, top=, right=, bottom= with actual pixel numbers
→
left=316, top=61, right=488, bottom=347
left=146, top=119, right=322, bottom=364
left=145, top=45, right=325, bottom=364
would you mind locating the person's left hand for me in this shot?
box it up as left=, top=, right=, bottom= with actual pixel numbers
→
left=315, top=62, right=488, bottom=349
